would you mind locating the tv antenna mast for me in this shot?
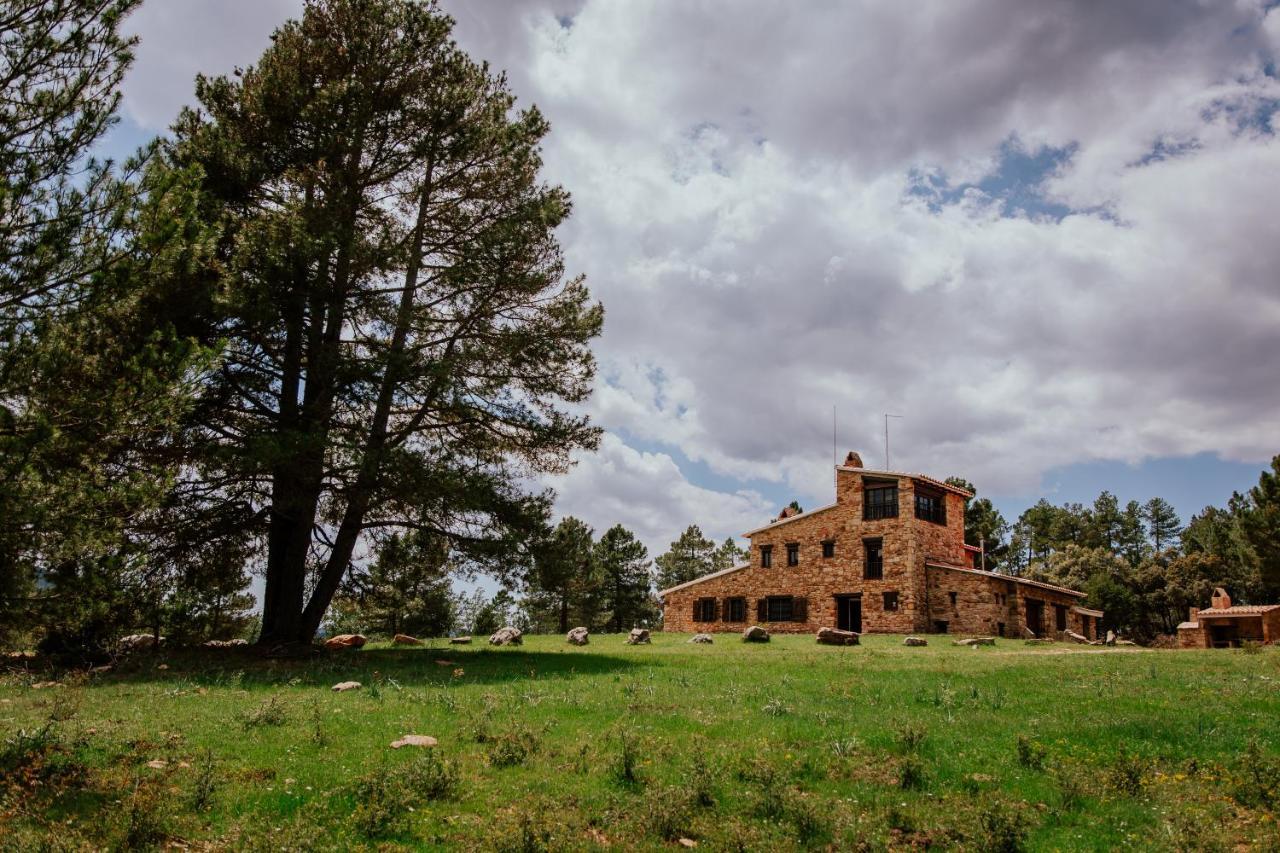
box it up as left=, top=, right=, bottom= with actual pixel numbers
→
left=884, top=413, right=902, bottom=469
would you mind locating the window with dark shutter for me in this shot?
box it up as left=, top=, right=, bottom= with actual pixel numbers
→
left=864, top=483, right=898, bottom=520
left=766, top=596, right=793, bottom=622
left=883, top=591, right=899, bottom=611
left=793, top=597, right=808, bottom=622
left=822, top=540, right=835, bottom=559
left=760, top=545, right=773, bottom=568
left=757, top=598, right=768, bottom=622
left=786, top=543, right=799, bottom=566
left=724, top=597, right=746, bottom=622
left=863, top=537, right=884, bottom=580
left=694, top=597, right=716, bottom=622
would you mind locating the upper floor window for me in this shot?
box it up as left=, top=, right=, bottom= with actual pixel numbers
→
left=864, top=483, right=899, bottom=520
left=760, top=545, right=773, bottom=568
left=914, top=491, right=946, bottom=525
left=786, top=543, right=800, bottom=566
left=883, top=591, right=900, bottom=611
left=694, top=597, right=716, bottom=622
left=864, top=537, right=884, bottom=580
left=822, top=540, right=835, bottom=559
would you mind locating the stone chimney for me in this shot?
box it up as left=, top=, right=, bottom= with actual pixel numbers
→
left=1211, top=587, right=1231, bottom=609
left=843, top=451, right=864, bottom=469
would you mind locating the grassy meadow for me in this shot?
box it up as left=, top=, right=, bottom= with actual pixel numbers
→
left=2, top=633, right=1280, bottom=851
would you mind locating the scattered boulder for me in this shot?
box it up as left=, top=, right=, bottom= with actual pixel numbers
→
left=146, top=759, right=168, bottom=770
left=331, top=681, right=361, bottom=692
left=1020, top=625, right=1037, bottom=640
left=626, top=628, right=651, bottom=645
left=1115, top=639, right=1138, bottom=646
left=678, top=840, right=698, bottom=849
left=433, top=659, right=455, bottom=666
left=816, top=627, right=860, bottom=646
left=489, top=626, right=523, bottom=646
left=689, top=633, right=714, bottom=644
left=1064, top=630, right=1089, bottom=644
left=393, top=634, right=422, bottom=646
left=742, top=625, right=770, bottom=643
left=119, top=634, right=161, bottom=653
left=324, top=633, right=367, bottom=651
left=567, top=626, right=590, bottom=646
left=31, top=681, right=61, bottom=690
left=390, top=734, right=438, bottom=749
left=1105, top=630, right=1116, bottom=646
left=202, top=638, right=249, bottom=649
left=1025, top=638, right=1052, bottom=646
left=904, top=636, right=928, bottom=647
left=953, top=637, right=996, bottom=647
left=450, top=636, right=472, bottom=645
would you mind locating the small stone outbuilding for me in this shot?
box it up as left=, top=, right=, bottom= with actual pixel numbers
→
left=1178, top=588, right=1280, bottom=648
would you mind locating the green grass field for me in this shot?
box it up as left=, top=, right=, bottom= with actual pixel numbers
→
left=3, top=634, right=1279, bottom=851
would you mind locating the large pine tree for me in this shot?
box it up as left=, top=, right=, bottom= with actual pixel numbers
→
left=165, top=0, right=601, bottom=646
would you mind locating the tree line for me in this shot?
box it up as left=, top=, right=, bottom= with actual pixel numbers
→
left=1, top=0, right=602, bottom=658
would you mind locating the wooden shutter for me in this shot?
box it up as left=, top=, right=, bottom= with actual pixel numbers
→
left=793, top=597, right=808, bottom=622
left=757, top=598, right=767, bottom=622
left=693, top=600, right=700, bottom=621
left=712, top=598, right=720, bottom=621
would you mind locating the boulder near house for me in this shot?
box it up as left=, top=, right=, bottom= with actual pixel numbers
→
left=660, top=453, right=1102, bottom=638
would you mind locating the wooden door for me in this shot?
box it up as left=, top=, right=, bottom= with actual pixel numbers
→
left=1025, top=599, right=1044, bottom=637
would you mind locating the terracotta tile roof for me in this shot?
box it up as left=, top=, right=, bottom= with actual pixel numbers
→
left=656, top=563, right=750, bottom=597
left=837, top=467, right=975, bottom=498
left=925, top=560, right=1088, bottom=599
left=1193, top=605, right=1280, bottom=616
left=1072, top=605, right=1104, bottom=618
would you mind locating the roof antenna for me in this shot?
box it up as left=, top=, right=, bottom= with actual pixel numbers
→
left=832, top=405, right=837, bottom=468
left=884, top=413, right=902, bottom=469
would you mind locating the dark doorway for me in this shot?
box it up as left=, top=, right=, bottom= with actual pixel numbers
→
left=1210, top=623, right=1239, bottom=648
left=835, top=594, right=862, bottom=633
left=1025, top=599, right=1044, bottom=637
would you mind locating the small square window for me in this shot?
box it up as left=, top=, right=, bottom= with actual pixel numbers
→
left=883, top=591, right=899, bottom=611
left=786, top=543, right=800, bottom=567
left=760, top=545, right=772, bottom=568
left=822, top=540, right=835, bottom=559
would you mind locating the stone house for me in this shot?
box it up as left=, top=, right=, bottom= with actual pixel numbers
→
left=1177, top=588, right=1280, bottom=648
left=659, top=452, right=1102, bottom=638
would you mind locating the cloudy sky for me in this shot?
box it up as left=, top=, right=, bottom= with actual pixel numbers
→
left=106, top=0, right=1280, bottom=557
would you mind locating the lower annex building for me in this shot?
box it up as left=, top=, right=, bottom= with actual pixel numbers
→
left=659, top=452, right=1102, bottom=638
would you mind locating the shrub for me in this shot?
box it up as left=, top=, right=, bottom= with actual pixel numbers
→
left=612, top=727, right=643, bottom=786
left=239, top=694, right=288, bottom=731
left=761, top=696, right=790, bottom=717
left=118, top=781, right=169, bottom=850
left=786, top=792, right=833, bottom=847
left=1241, top=640, right=1262, bottom=655
left=899, top=756, right=927, bottom=790
left=1107, top=752, right=1148, bottom=796
left=348, top=751, right=459, bottom=838
left=1015, top=735, right=1047, bottom=771
left=1233, top=739, right=1280, bottom=809
left=643, top=786, right=694, bottom=840
left=488, top=723, right=540, bottom=768
left=189, top=749, right=218, bottom=812
left=975, top=798, right=1027, bottom=853
left=690, top=750, right=717, bottom=808
left=896, top=724, right=927, bottom=753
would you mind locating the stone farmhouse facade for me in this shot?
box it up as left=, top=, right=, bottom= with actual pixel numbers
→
left=1178, top=587, right=1280, bottom=648
left=660, top=452, right=1102, bottom=638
